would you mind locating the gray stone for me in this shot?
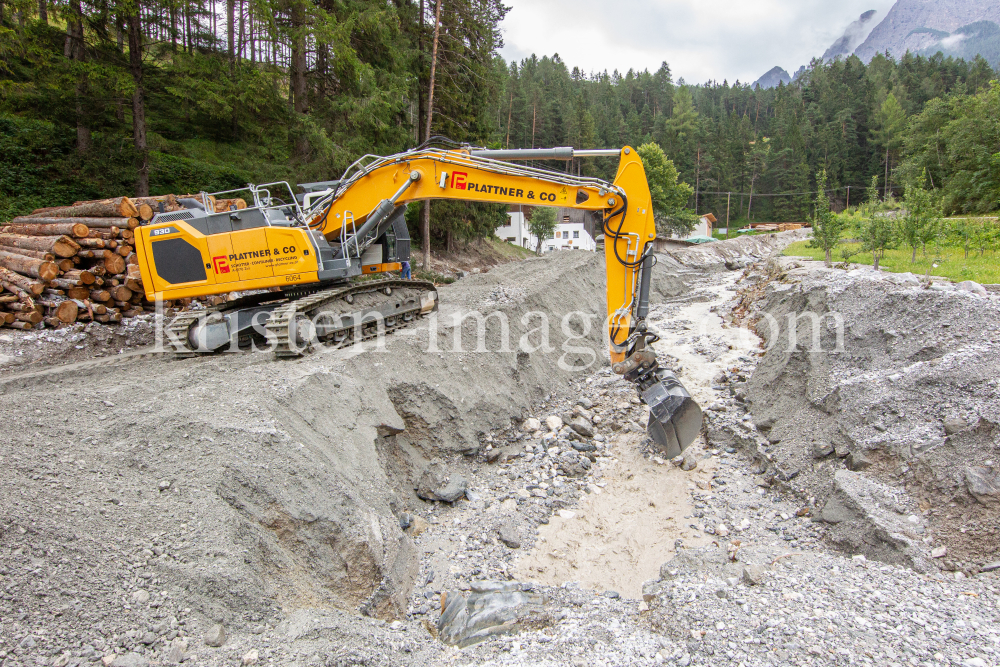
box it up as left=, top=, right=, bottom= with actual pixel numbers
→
left=981, top=561, right=1000, bottom=572
left=603, top=590, right=620, bottom=599
left=161, top=639, right=187, bottom=665
left=204, top=624, right=227, bottom=648
left=436, top=583, right=544, bottom=647
left=571, top=441, right=597, bottom=453
left=568, top=416, right=594, bottom=438
left=498, top=523, right=520, bottom=549
left=957, top=280, right=987, bottom=296
left=139, top=631, right=157, bottom=645
left=111, top=654, right=149, bottom=667
left=545, top=415, right=563, bottom=431
left=944, top=416, right=969, bottom=435
left=821, top=470, right=930, bottom=570
left=742, top=564, right=767, bottom=586
left=812, top=441, right=834, bottom=458
left=965, top=466, right=1000, bottom=506
left=680, top=451, right=699, bottom=472
left=522, top=418, right=541, bottom=432
left=416, top=462, right=468, bottom=503
left=845, top=450, right=871, bottom=471
left=576, top=398, right=593, bottom=410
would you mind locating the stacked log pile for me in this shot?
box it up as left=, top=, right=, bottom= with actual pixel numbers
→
left=0, top=195, right=246, bottom=329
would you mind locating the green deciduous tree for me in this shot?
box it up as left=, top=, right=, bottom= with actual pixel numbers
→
left=808, top=170, right=845, bottom=266
left=636, top=141, right=697, bottom=237
left=899, top=170, right=943, bottom=262
left=857, top=175, right=895, bottom=270
left=527, top=206, right=556, bottom=254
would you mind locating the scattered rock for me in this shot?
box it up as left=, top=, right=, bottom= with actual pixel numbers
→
left=568, top=416, right=594, bottom=438
left=416, top=462, right=469, bottom=503
left=204, top=624, right=227, bottom=647
left=437, top=582, right=545, bottom=647
left=812, top=441, right=834, bottom=458
left=680, top=451, right=699, bottom=472
left=742, top=564, right=767, bottom=586
left=716, top=523, right=730, bottom=537
left=981, top=561, right=1000, bottom=572
left=111, top=654, right=148, bottom=667
left=571, top=441, right=597, bottom=452
left=242, top=648, right=259, bottom=665
left=545, top=415, right=563, bottom=432
left=522, top=418, right=541, bottom=432
left=957, top=280, right=987, bottom=296
left=498, top=523, right=521, bottom=549
left=407, top=515, right=429, bottom=537
left=161, top=639, right=187, bottom=665
left=944, top=415, right=969, bottom=435
left=821, top=470, right=930, bottom=571
left=965, top=466, right=1000, bottom=506
left=931, top=546, right=947, bottom=558
left=131, top=589, right=150, bottom=603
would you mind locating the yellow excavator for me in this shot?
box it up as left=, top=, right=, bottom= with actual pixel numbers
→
left=134, top=139, right=702, bottom=457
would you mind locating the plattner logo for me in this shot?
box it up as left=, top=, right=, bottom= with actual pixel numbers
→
left=152, top=300, right=847, bottom=368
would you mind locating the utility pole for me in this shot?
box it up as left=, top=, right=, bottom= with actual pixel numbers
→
left=846, top=186, right=851, bottom=210
left=725, top=192, right=731, bottom=239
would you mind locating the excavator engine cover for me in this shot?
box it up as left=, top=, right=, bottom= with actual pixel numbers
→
left=642, top=370, right=703, bottom=459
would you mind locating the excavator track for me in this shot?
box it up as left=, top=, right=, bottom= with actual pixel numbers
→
left=165, top=290, right=288, bottom=358
left=265, top=279, right=436, bottom=358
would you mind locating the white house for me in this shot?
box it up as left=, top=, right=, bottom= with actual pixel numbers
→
left=496, top=208, right=597, bottom=253
left=496, top=211, right=538, bottom=250
left=543, top=219, right=596, bottom=252
left=671, top=213, right=716, bottom=241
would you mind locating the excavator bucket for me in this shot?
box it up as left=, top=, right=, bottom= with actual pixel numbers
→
left=641, top=370, right=703, bottom=459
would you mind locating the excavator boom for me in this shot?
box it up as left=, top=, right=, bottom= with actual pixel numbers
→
left=133, top=141, right=702, bottom=456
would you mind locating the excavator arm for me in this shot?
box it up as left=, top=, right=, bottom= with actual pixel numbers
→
left=306, top=144, right=702, bottom=456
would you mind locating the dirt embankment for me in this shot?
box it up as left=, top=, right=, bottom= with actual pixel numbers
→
left=731, top=258, right=1000, bottom=573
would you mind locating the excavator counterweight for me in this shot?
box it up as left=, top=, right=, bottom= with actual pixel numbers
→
left=133, top=140, right=703, bottom=456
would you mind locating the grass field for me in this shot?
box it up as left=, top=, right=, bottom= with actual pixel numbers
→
left=783, top=240, right=1000, bottom=284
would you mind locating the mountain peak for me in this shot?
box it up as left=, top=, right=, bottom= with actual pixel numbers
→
left=823, top=10, right=880, bottom=61
left=752, top=66, right=792, bottom=89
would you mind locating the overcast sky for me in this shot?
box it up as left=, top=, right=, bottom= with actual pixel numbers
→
left=498, top=0, right=897, bottom=85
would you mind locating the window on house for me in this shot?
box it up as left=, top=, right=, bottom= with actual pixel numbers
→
left=573, top=231, right=580, bottom=238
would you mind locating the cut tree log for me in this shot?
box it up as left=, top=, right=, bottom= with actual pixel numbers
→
left=76, top=238, right=106, bottom=249
left=6, top=321, right=35, bottom=330
left=61, top=269, right=96, bottom=285
left=214, top=198, right=247, bottom=212
left=87, top=228, right=119, bottom=239
left=89, top=289, right=111, bottom=302
left=109, top=285, right=132, bottom=302
left=0, top=233, right=80, bottom=258
left=0, top=312, right=14, bottom=325
left=66, top=287, right=91, bottom=300
left=56, top=197, right=139, bottom=218
left=51, top=300, right=79, bottom=323
left=178, top=194, right=217, bottom=210
left=13, top=310, right=43, bottom=324
left=4, top=247, right=55, bottom=262
left=57, top=259, right=74, bottom=272
left=126, top=264, right=142, bottom=280
left=12, top=216, right=136, bottom=230
left=116, top=244, right=133, bottom=257
left=76, top=249, right=114, bottom=261
left=4, top=221, right=90, bottom=238
left=0, top=267, right=44, bottom=296
left=0, top=250, right=59, bottom=281
left=95, top=255, right=126, bottom=274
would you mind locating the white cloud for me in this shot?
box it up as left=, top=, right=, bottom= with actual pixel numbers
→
left=499, top=0, right=897, bottom=84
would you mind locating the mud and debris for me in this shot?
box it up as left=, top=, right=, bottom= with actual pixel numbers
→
left=2, top=232, right=999, bottom=667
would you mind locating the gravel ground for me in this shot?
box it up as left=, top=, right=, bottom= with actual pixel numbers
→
left=4, top=234, right=997, bottom=667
